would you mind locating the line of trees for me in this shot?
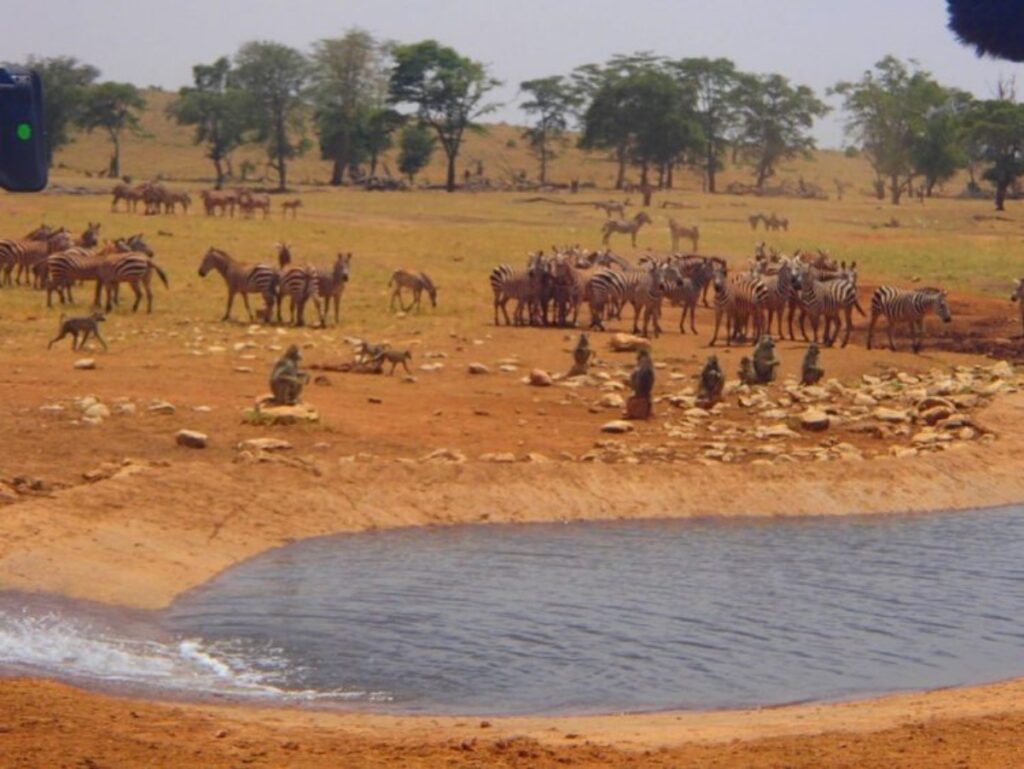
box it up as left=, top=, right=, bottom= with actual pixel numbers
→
left=16, top=41, right=1024, bottom=208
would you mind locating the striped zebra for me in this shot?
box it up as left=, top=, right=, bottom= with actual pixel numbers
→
left=665, top=257, right=714, bottom=334
left=276, top=243, right=324, bottom=327
left=316, top=253, right=351, bottom=326
left=584, top=268, right=628, bottom=331
left=867, top=286, right=951, bottom=353
left=490, top=253, right=543, bottom=326
left=709, top=267, right=768, bottom=347
left=95, top=252, right=169, bottom=313
left=43, top=245, right=115, bottom=308
left=625, top=260, right=671, bottom=338
left=753, top=257, right=796, bottom=340
left=0, top=230, right=72, bottom=287
left=388, top=268, right=438, bottom=314
left=1012, top=278, right=1024, bottom=337
left=792, top=261, right=864, bottom=347
left=198, top=247, right=278, bottom=322
left=551, top=253, right=591, bottom=327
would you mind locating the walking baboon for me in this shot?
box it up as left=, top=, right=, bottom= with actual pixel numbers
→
left=48, top=312, right=108, bottom=351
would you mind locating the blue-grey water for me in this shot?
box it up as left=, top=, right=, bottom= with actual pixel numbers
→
left=1, top=508, right=1023, bottom=715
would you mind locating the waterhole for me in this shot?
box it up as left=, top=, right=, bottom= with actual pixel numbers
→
left=1, top=508, right=1022, bottom=715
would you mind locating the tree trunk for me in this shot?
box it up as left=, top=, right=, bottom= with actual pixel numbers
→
left=446, top=151, right=457, bottom=192
left=614, top=145, right=627, bottom=190
left=109, top=132, right=121, bottom=179
left=213, top=157, right=225, bottom=190
left=873, top=177, right=885, bottom=200
left=275, top=113, right=287, bottom=192
left=995, top=181, right=1008, bottom=211
left=369, top=152, right=379, bottom=178
left=890, top=174, right=902, bottom=205
left=706, top=143, right=717, bottom=193
left=330, top=160, right=343, bottom=186
left=657, top=164, right=665, bottom=189
left=666, top=163, right=674, bottom=190
left=539, top=143, right=547, bottom=185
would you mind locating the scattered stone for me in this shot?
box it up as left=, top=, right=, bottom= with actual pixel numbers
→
left=608, top=333, right=650, bottom=353
left=39, top=404, right=65, bottom=415
left=498, top=364, right=519, bottom=373
left=176, top=430, right=208, bottom=449
left=84, top=403, right=110, bottom=420
left=873, top=407, right=909, bottom=423
left=81, top=416, right=103, bottom=427
left=243, top=399, right=320, bottom=426
left=480, top=452, right=516, bottom=463
left=238, top=438, right=292, bottom=453
left=73, top=359, right=96, bottom=370
left=420, top=448, right=467, bottom=463
left=598, top=393, right=625, bottom=409
left=0, top=482, right=19, bottom=503
left=853, top=392, right=878, bottom=407
left=601, top=420, right=634, bottom=434
left=419, top=362, right=444, bottom=372
left=148, top=400, right=176, bottom=415
left=529, top=369, right=554, bottom=387
left=524, top=452, right=550, bottom=463
left=800, top=408, right=830, bottom=431
left=758, top=424, right=798, bottom=439
left=114, top=403, right=137, bottom=416
left=468, top=362, right=490, bottom=375
left=234, top=366, right=253, bottom=374
left=991, top=361, right=1015, bottom=379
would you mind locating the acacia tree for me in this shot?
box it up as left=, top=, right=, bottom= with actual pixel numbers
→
left=962, top=98, right=1024, bottom=210
left=519, top=76, right=577, bottom=183
left=670, top=57, right=741, bottom=193
left=77, top=82, right=146, bottom=178
left=168, top=57, right=248, bottom=188
left=389, top=40, right=500, bottom=192
left=310, top=29, right=393, bottom=185
left=832, top=57, right=950, bottom=204
left=232, top=41, right=309, bottom=191
left=20, top=55, right=98, bottom=166
left=911, top=92, right=971, bottom=196
left=398, top=123, right=435, bottom=183
left=733, top=74, right=827, bottom=189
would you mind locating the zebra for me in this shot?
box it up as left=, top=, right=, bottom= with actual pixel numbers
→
left=490, top=254, right=543, bottom=326
left=753, top=256, right=796, bottom=340
left=792, top=261, right=864, bottom=347
left=623, top=259, right=671, bottom=338
left=315, top=253, right=351, bottom=326
left=665, top=257, right=714, bottom=334
left=200, top=190, right=237, bottom=217
left=389, top=268, right=438, bottom=313
left=867, top=286, right=952, bottom=353
left=198, top=247, right=278, bottom=322
left=95, top=252, right=169, bottom=313
left=593, top=199, right=630, bottom=218
left=0, top=230, right=73, bottom=287
left=668, top=218, right=699, bottom=252
left=584, top=268, right=628, bottom=331
left=275, top=243, right=324, bottom=327
left=601, top=211, right=652, bottom=247
left=550, top=252, right=592, bottom=327
left=1012, top=278, right=1024, bottom=337
left=76, top=222, right=101, bottom=248
left=43, top=244, right=118, bottom=308
left=709, top=266, right=768, bottom=347
left=239, top=192, right=272, bottom=219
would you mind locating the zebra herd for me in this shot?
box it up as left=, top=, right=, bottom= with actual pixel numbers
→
left=0, top=223, right=169, bottom=313
left=488, top=244, right=955, bottom=352
left=111, top=182, right=191, bottom=215
left=111, top=182, right=297, bottom=220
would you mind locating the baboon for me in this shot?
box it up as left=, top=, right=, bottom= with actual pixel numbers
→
left=48, top=312, right=108, bottom=351
left=738, top=357, right=756, bottom=386
left=751, top=335, right=780, bottom=384
left=568, top=333, right=593, bottom=377
left=269, top=344, right=309, bottom=405
left=626, top=348, right=655, bottom=420
left=801, top=343, right=824, bottom=386
left=380, top=349, right=412, bottom=375
left=695, top=355, right=725, bottom=408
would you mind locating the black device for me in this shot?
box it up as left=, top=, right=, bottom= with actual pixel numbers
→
left=0, top=67, right=47, bottom=192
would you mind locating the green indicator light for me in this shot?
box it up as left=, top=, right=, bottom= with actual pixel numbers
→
left=16, top=123, right=32, bottom=141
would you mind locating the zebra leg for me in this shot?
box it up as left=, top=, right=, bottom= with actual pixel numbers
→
left=866, top=312, right=878, bottom=350
left=130, top=281, right=144, bottom=313
left=912, top=320, right=922, bottom=353
left=886, top=316, right=897, bottom=351
left=842, top=307, right=854, bottom=348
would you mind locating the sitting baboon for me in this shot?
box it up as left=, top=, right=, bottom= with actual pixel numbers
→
left=380, top=349, right=413, bottom=375
left=568, top=333, right=593, bottom=377
left=801, top=343, right=824, bottom=386
left=269, top=344, right=309, bottom=405
left=626, top=348, right=655, bottom=420
left=48, top=312, right=108, bottom=351
left=696, top=355, right=725, bottom=408
left=738, top=356, right=756, bottom=386
left=751, top=335, right=780, bottom=384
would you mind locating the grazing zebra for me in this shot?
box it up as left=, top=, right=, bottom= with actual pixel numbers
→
left=1012, top=278, right=1024, bottom=337
left=601, top=211, right=652, bottom=247
left=0, top=230, right=73, bottom=287
left=198, top=247, right=278, bottom=322
left=665, top=258, right=714, bottom=334
left=239, top=192, right=272, bottom=219
left=164, top=191, right=191, bottom=214
left=709, top=266, right=767, bottom=347
left=282, top=199, right=302, bottom=218
left=389, top=268, right=437, bottom=313
left=593, top=199, right=630, bottom=218
left=584, top=268, right=628, bottom=331
left=867, top=286, right=952, bottom=353
left=668, top=218, right=699, bottom=252
left=200, top=190, right=237, bottom=217
left=95, top=252, right=169, bottom=313
left=792, top=262, right=863, bottom=347
left=748, top=213, right=765, bottom=231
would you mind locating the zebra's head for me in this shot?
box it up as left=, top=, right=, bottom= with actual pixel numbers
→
left=1012, top=278, right=1024, bottom=303
left=334, top=253, right=352, bottom=283
left=127, top=233, right=154, bottom=257
left=930, top=290, right=952, bottom=323
left=840, top=260, right=858, bottom=286
left=198, top=247, right=223, bottom=277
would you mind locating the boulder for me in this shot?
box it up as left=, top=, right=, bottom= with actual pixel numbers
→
left=601, top=420, right=635, bottom=434
left=83, top=403, right=111, bottom=420
left=176, top=430, right=208, bottom=449
left=148, top=400, right=177, bottom=415
left=468, top=363, right=490, bottom=375
left=598, top=393, right=625, bottom=409
left=529, top=369, right=554, bottom=387
left=238, top=438, right=292, bottom=453
left=73, top=359, right=96, bottom=370
left=608, top=333, right=651, bottom=353
left=799, top=408, right=830, bottom=431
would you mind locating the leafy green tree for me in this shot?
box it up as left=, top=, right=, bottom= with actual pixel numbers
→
left=832, top=57, right=951, bottom=204
left=519, top=76, right=577, bottom=184
left=670, top=57, right=741, bottom=193
left=19, top=55, right=98, bottom=166
left=733, top=74, right=827, bottom=189
left=232, top=41, right=310, bottom=191
left=77, top=82, right=146, bottom=178
left=168, top=57, right=248, bottom=188
left=962, top=98, right=1024, bottom=210
left=398, top=123, right=435, bottom=182
left=911, top=92, right=972, bottom=196
left=358, top=107, right=404, bottom=177
left=310, top=29, right=392, bottom=185
left=389, top=40, right=501, bottom=192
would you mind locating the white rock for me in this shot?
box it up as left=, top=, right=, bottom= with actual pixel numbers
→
left=873, top=407, right=909, bottom=423
left=148, top=400, right=176, bottom=415
left=601, top=420, right=635, bottom=434
left=238, top=438, right=292, bottom=452
left=800, top=408, right=830, bottom=431
left=529, top=369, right=554, bottom=387
left=176, top=430, right=208, bottom=449
left=468, top=362, right=490, bottom=375
left=480, top=452, right=517, bottom=463
left=74, top=359, right=96, bottom=370
left=84, top=403, right=111, bottom=420
left=598, top=393, right=625, bottom=409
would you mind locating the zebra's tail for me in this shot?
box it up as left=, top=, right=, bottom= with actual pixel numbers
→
left=151, top=263, right=170, bottom=289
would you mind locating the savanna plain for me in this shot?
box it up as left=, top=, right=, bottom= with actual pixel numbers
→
left=2, top=107, right=1024, bottom=767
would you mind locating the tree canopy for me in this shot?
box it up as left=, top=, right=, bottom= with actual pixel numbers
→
left=77, top=81, right=146, bottom=178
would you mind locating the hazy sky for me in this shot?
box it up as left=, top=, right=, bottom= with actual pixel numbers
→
left=4, top=0, right=1020, bottom=147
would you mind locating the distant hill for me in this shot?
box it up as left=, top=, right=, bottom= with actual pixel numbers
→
left=53, top=88, right=888, bottom=195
